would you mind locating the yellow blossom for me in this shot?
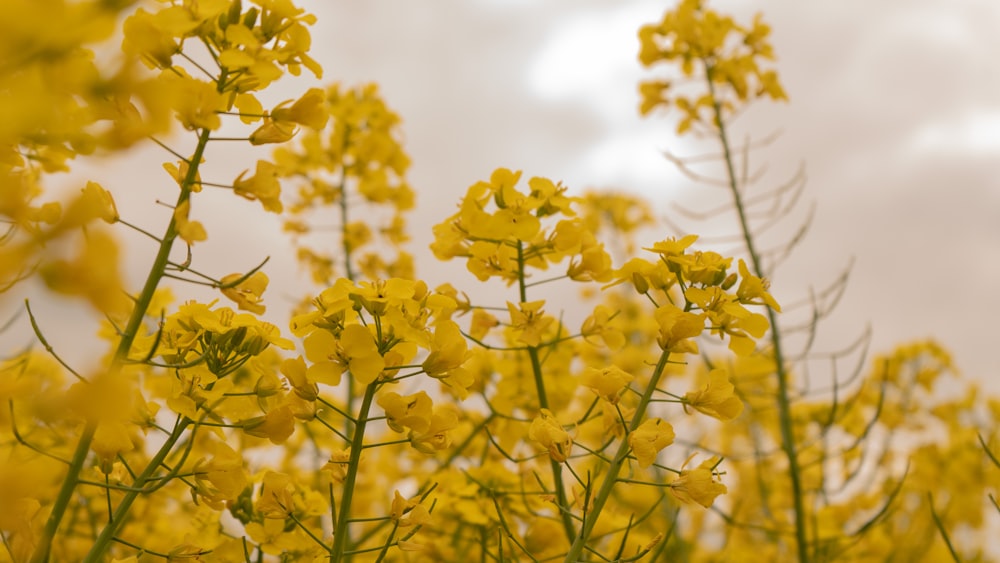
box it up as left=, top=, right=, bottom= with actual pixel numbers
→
left=250, top=117, right=297, bottom=145
left=378, top=391, right=433, bottom=434
left=255, top=472, right=296, bottom=521
left=628, top=418, right=674, bottom=468
left=193, top=442, right=249, bottom=509
left=669, top=457, right=728, bottom=507
left=507, top=300, right=554, bottom=347
left=529, top=409, right=573, bottom=463
left=653, top=304, right=704, bottom=353
left=391, top=490, right=433, bottom=528
left=422, top=320, right=469, bottom=378
left=271, top=87, right=329, bottom=129
left=684, top=369, right=744, bottom=421
left=280, top=356, right=317, bottom=401
left=581, top=305, right=625, bottom=350
left=233, top=160, right=283, bottom=213
left=581, top=365, right=634, bottom=404
left=39, top=229, right=128, bottom=314
left=241, top=404, right=295, bottom=444
left=303, top=324, right=385, bottom=386
left=173, top=200, right=207, bottom=244
left=219, top=271, right=270, bottom=314
left=736, top=259, right=781, bottom=311
left=469, top=309, right=499, bottom=340
left=321, top=449, right=351, bottom=483
left=410, top=405, right=459, bottom=453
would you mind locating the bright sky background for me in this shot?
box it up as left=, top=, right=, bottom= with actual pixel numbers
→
left=6, top=0, right=999, bottom=390
left=301, top=0, right=1000, bottom=386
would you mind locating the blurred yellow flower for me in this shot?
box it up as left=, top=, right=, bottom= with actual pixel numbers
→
left=529, top=409, right=573, bottom=463
left=684, top=369, right=744, bottom=421
left=669, top=457, right=728, bottom=508
left=219, top=271, right=270, bottom=315
left=629, top=418, right=674, bottom=468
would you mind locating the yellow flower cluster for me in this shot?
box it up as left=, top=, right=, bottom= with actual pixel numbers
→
left=3, top=0, right=998, bottom=561
left=275, top=83, right=415, bottom=284
left=432, top=167, right=612, bottom=285
left=638, top=0, right=788, bottom=132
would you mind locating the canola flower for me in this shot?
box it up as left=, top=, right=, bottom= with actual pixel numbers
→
left=0, top=1, right=997, bottom=562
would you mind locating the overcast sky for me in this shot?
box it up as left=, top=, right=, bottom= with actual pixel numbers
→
left=296, top=0, right=1000, bottom=385
left=7, top=0, right=999, bottom=389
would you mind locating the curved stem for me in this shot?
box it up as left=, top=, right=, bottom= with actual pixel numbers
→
left=705, top=64, right=810, bottom=563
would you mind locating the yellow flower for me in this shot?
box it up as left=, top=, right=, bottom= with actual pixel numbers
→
left=466, top=241, right=519, bottom=283
left=391, top=490, right=433, bottom=528
left=62, top=181, right=118, bottom=225
left=410, top=405, right=459, bottom=453
left=193, top=442, right=249, bottom=509
left=653, top=304, right=704, bottom=353
left=422, top=320, right=469, bottom=378
left=669, top=457, right=728, bottom=508
left=736, top=259, right=781, bottom=311
left=643, top=234, right=699, bottom=258
left=684, top=369, right=744, bottom=421
left=219, top=271, right=270, bottom=315
left=507, top=300, right=554, bottom=347
left=165, top=73, right=225, bottom=131
left=256, top=471, right=294, bottom=518
left=249, top=117, right=297, bottom=145
left=39, top=230, right=128, bottom=314
left=173, top=200, right=207, bottom=244
left=628, top=418, right=674, bottom=468
left=639, top=80, right=670, bottom=115
left=321, top=449, right=351, bottom=483
left=529, top=409, right=573, bottom=463
left=303, top=324, right=385, bottom=386
left=233, top=160, right=283, bottom=213
left=581, top=305, right=625, bottom=350
left=242, top=404, right=295, bottom=445
left=469, top=309, right=499, bottom=340
left=378, top=390, right=433, bottom=434
left=67, top=372, right=138, bottom=472
left=581, top=365, right=633, bottom=404
left=271, top=87, right=329, bottom=129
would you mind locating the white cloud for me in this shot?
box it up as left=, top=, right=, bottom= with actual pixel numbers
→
left=908, top=110, right=1000, bottom=155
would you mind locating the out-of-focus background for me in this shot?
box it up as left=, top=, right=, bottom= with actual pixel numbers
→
left=6, top=0, right=999, bottom=388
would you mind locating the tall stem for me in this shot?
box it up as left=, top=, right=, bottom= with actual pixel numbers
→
left=331, top=382, right=378, bottom=561
left=82, top=419, right=192, bottom=563
left=705, top=65, right=810, bottom=563
left=515, top=242, right=575, bottom=541
left=337, top=164, right=356, bottom=439
left=563, top=347, right=674, bottom=562
left=31, top=126, right=213, bottom=563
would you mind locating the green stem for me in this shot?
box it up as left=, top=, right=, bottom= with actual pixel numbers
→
left=81, top=419, right=192, bottom=563
left=514, top=241, right=574, bottom=541
left=30, top=422, right=96, bottom=563
left=331, top=382, right=378, bottom=561
left=705, top=65, right=810, bottom=563
left=31, top=127, right=214, bottom=563
left=337, top=165, right=355, bottom=283
left=563, top=347, right=673, bottom=562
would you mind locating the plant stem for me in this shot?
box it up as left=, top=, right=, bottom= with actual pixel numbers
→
left=82, top=420, right=192, bottom=563
left=31, top=127, right=213, bottom=563
left=331, top=382, right=378, bottom=561
left=563, top=347, right=673, bottom=562
left=705, top=65, right=810, bottom=563
left=514, top=241, right=575, bottom=541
